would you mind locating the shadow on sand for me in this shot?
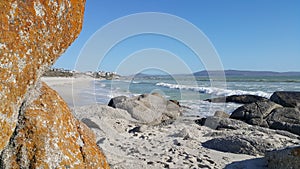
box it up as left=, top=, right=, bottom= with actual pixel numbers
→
left=225, top=157, right=268, bottom=169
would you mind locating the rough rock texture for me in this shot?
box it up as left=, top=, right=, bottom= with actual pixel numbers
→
left=0, top=1, right=109, bottom=168
left=230, top=101, right=282, bottom=127
left=230, top=100, right=300, bottom=136
left=267, top=107, right=300, bottom=136
left=199, top=116, right=300, bottom=156
left=205, top=94, right=268, bottom=104
left=202, top=135, right=274, bottom=156
left=0, top=0, right=85, bottom=151
left=214, top=111, right=230, bottom=118
left=108, top=96, right=128, bottom=108
left=108, top=93, right=181, bottom=124
left=0, top=83, right=109, bottom=168
left=270, top=91, right=300, bottom=108
left=265, top=146, right=300, bottom=169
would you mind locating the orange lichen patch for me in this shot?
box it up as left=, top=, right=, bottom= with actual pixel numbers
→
left=0, top=0, right=85, bottom=151
left=0, top=1, right=110, bottom=168
left=1, top=83, right=109, bottom=168
left=77, top=120, right=110, bottom=168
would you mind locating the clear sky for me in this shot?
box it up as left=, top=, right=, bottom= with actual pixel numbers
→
left=54, top=0, right=300, bottom=74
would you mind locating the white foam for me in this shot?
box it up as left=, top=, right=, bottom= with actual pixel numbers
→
left=156, top=82, right=272, bottom=98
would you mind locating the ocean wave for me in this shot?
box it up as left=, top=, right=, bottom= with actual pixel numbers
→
left=156, top=82, right=272, bottom=98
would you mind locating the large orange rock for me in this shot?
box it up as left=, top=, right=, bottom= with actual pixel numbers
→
left=1, top=83, right=109, bottom=168
left=0, top=0, right=110, bottom=168
left=0, top=0, right=85, bottom=151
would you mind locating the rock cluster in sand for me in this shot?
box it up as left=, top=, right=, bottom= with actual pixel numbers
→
left=72, top=93, right=300, bottom=168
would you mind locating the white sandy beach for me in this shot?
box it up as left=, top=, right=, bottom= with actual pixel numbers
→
left=42, top=76, right=97, bottom=107
left=43, top=77, right=299, bottom=169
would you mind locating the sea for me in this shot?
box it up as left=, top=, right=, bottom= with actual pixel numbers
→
left=83, top=75, right=300, bottom=117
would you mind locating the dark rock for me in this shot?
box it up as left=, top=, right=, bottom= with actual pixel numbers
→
left=270, top=91, right=300, bottom=108
left=173, top=139, right=181, bottom=146
left=267, top=107, right=300, bottom=135
left=129, top=126, right=141, bottom=133
left=265, top=146, right=300, bottom=169
left=195, top=118, right=206, bottom=126
left=200, top=116, right=249, bottom=130
left=81, top=118, right=101, bottom=129
left=108, top=96, right=128, bottom=108
left=202, top=135, right=274, bottom=156
left=225, top=158, right=267, bottom=169
left=230, top=101, right=282, bottom=127
left=169, top=99, right=181, bottom=107
left=147, top=161, right=154, bottom=165
left=97, top=138, right=106, bottom=145
left=205, top=94, right=268, bottom=104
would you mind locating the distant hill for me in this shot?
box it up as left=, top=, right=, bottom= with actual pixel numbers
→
left=193, top=70, right=300, bottom=77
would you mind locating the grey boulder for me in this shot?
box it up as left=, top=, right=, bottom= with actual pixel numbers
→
left=267, top=107, right=300, bottom=136
left=108, top=96, right=128, bottom=108
left=230, top=101, right=282, bottom=127
left=270, top=91, right=300, bottom=108
left=108, top=93, right=181, bottom=124
left=202, top=135, right=275, bottom=156
left=265, top=146, right=300, bottom=169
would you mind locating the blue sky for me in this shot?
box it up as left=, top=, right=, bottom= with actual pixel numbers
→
left=54, top=0, right=300, bottom=74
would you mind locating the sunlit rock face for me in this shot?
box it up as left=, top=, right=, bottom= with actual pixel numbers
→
left=0, top=1, right=109, bottom=168
left=1, top=83, right=109, bottom=168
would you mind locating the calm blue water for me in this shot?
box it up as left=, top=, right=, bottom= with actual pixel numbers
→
left=88, top=76, right=300, bottom=117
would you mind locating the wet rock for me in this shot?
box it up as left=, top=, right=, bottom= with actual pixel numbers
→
left=205, top=94, right=268, bottom=104
left=265, top=146, right=300, bottom=169
left=270, top=91, right=300, bottom=108
left=230, top=101, right=282, bottom=127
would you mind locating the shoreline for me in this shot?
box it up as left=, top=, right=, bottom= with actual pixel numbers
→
left=42, top=76, right=96, bottom=107
left=44, top=76, right=300, bottom=169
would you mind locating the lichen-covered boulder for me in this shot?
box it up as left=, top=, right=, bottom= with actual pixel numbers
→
left=0, top=0, right=109, bottom=168
left=0, top=0, right=85, bottom=151
left=0, top=83, right=109, bottom=168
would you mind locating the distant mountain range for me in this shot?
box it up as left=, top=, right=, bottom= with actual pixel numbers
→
left=193, top=70, right=300, bottom=77
left=119, top=70, right=300, bottom=78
